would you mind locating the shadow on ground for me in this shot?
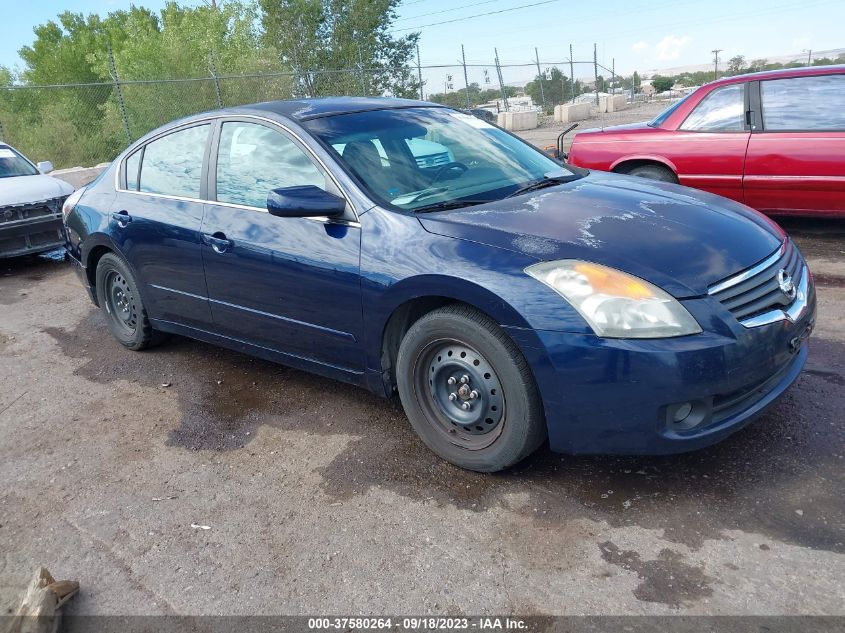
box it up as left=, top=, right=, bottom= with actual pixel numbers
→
left=45, top=306, right=845, bottom=558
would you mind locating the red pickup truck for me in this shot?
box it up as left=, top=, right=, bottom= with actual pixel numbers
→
left=567, top=65, right=845, bottom=217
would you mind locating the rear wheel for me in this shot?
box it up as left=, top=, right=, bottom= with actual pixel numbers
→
left=396, top=305, right=545, bottom=472
left=95, top=252, right=164, bottom=350
left=627, top=164, right=677, bottom=183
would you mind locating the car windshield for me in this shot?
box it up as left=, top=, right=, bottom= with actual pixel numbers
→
left=303, top=107, right=579, bottom=211
left=648, top=93, right=692, bottom=128
left=0, top=146, right=38, bottom=178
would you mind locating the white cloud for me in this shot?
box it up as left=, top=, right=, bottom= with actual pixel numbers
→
left=655, top=34, right=691, bottom=61
left=632, top=41, right=649, bottom=52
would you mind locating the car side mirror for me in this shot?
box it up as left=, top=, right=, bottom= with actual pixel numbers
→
left=266, top=186, right=346, bottom=218
left=36, top=160, right=54, bottom=174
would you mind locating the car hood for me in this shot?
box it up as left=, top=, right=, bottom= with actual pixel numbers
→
left=417, top=171, right=783, bottom=298
left=577, top=120, right=652, bottom=134
left=0, top=174, right=74, bottom=207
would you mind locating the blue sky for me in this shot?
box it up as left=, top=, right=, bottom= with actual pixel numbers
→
left=2, top=0, right=843, bottom=87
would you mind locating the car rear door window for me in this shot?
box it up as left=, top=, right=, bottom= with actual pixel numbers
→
left=680, top=84, right=745, bottom=132
left=139, top=124, right=210, bottom=198
left=761, top=74, right=845, bottom=130
left=216, top=122, right=328, bottom=208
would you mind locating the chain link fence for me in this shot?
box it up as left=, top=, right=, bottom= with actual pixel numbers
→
left=0, top=53, right=623, bottom=169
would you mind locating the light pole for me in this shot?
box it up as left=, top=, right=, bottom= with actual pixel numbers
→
left=803, top=49, right=813, bottom=65
left=711, top=49, right=723, bottom=80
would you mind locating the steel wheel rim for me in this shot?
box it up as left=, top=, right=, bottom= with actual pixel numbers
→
left=414, top=338, right=506, bottom=450
left=104, top=270, right=138, bottom=335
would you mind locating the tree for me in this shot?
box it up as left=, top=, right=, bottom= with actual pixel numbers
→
left=428, top=83, right=514, bottom=109
left=524, top=66, right=573, bottom=110
left=727, top=55, right=747, bottom=74
left=260, top=0, right=419, bottom=97
left=651, top=75, right=673, bottom=93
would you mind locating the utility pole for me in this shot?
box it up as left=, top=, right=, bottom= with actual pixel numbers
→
left=593, top=42, right=599, bottom=106
left=611, top=58, right=615, bottom=95
left=416, top=43, right=424, bottom=100
left=461, top=45, right=471, bottom=109
left=569, top=43, right=574, bottom=102
left=804, top=48, right=813, bottom=65
left=494, top=48, right=509, bottom=112
left=534, top=47, right=546, bottom=111
left=711, top=48, right=722, bottom=80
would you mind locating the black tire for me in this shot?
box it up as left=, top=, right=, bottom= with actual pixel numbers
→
left=627, top=164, right=677, bottom=183
left=95, top=252, right=164, bottom=350
left=395, top=304, right=546, bottom=472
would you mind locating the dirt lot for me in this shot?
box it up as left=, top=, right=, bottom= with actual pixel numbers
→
left=519, top=100, right=670, bottom=153
left=1, top=119, right=844, bottom=615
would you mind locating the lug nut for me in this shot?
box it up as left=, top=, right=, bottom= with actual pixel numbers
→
left=461, top=402, right=471, bottom=410
left=448, top=393, right=457, bottom=401
left=460, top=375, right=470, bottom=384
left=470, top=390, right=479, bottom=399
left=447, top=376, right=457, bottom=385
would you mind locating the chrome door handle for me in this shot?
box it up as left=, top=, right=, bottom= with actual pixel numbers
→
left=202, top=232, right=232, bottom=254
left=111, top=211, right=132, bottom=227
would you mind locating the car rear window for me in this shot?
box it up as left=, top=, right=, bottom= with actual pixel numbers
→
left=761, top=74, right=845, bottom=131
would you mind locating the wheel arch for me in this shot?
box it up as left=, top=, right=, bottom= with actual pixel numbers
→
left=80, top=234, right=121, bottom=305
left=373, top=275, right=537, bottom=395
left=610, top=155, right=678, bottom=177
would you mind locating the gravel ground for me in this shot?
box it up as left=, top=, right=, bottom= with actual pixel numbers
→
left=0, top=120, right=843, bottom=616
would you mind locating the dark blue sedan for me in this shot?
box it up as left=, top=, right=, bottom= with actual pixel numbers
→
left=62, top=97, right=816, bottom=472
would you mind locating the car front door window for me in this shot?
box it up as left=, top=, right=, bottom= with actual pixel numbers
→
left=680, top=84, right=745, bottom=132
left=216, top=122, right=329, bottom=208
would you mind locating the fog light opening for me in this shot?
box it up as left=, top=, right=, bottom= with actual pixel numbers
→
left=673, top=402, right=693, bottom=423
left=665, top=399, right=709, bottom=432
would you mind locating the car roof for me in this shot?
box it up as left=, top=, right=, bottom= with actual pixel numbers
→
left=707, top=64, right=845, bottom=87
left=228, top=96, right=444, bottom=121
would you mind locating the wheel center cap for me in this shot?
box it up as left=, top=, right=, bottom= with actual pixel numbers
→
left=457, top=384, right=471, bottom=400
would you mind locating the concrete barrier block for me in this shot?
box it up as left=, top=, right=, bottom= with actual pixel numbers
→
left=496, top=110, right=538, bottom=131
left=553, top=103, right=591, bottom=123
left=607, top=95, right=628, bottom=112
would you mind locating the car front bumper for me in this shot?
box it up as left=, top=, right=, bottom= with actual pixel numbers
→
left=504, top=282, right=817, bottom=455
left=0, top=199, right=66, bottom=258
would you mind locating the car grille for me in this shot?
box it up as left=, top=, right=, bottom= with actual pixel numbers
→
left=708, top=240, right=803, bottom=324
left=0, top=196, right=67, bottom=256
left=415, top=152, right=451, bottom=169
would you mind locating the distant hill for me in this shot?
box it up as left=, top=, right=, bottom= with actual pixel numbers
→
left=640, top=47, right=845, bottom=77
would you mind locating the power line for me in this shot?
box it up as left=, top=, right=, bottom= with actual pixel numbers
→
left=392, top=0, right=564, bottom=33
left=396, top=0, right=506, bottom=24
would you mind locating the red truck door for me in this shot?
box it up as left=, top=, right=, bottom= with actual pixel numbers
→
left=743, top=74, right=845, bottom=216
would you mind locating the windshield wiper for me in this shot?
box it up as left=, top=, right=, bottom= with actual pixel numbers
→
left=505, top=173, right=579, bottom=199
left=414, top=199, right=490, bottom=213
left=393, top=186, right=451, bottom=206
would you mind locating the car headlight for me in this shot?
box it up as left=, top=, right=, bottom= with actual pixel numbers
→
left=525, top=260, right=702, bottom=338
left=62, top=186, right=86, bottom=220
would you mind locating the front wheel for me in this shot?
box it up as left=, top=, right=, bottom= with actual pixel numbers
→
left=396, top=305, right=546, bottom=472
left=627, top=164, right=677, bottom=183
